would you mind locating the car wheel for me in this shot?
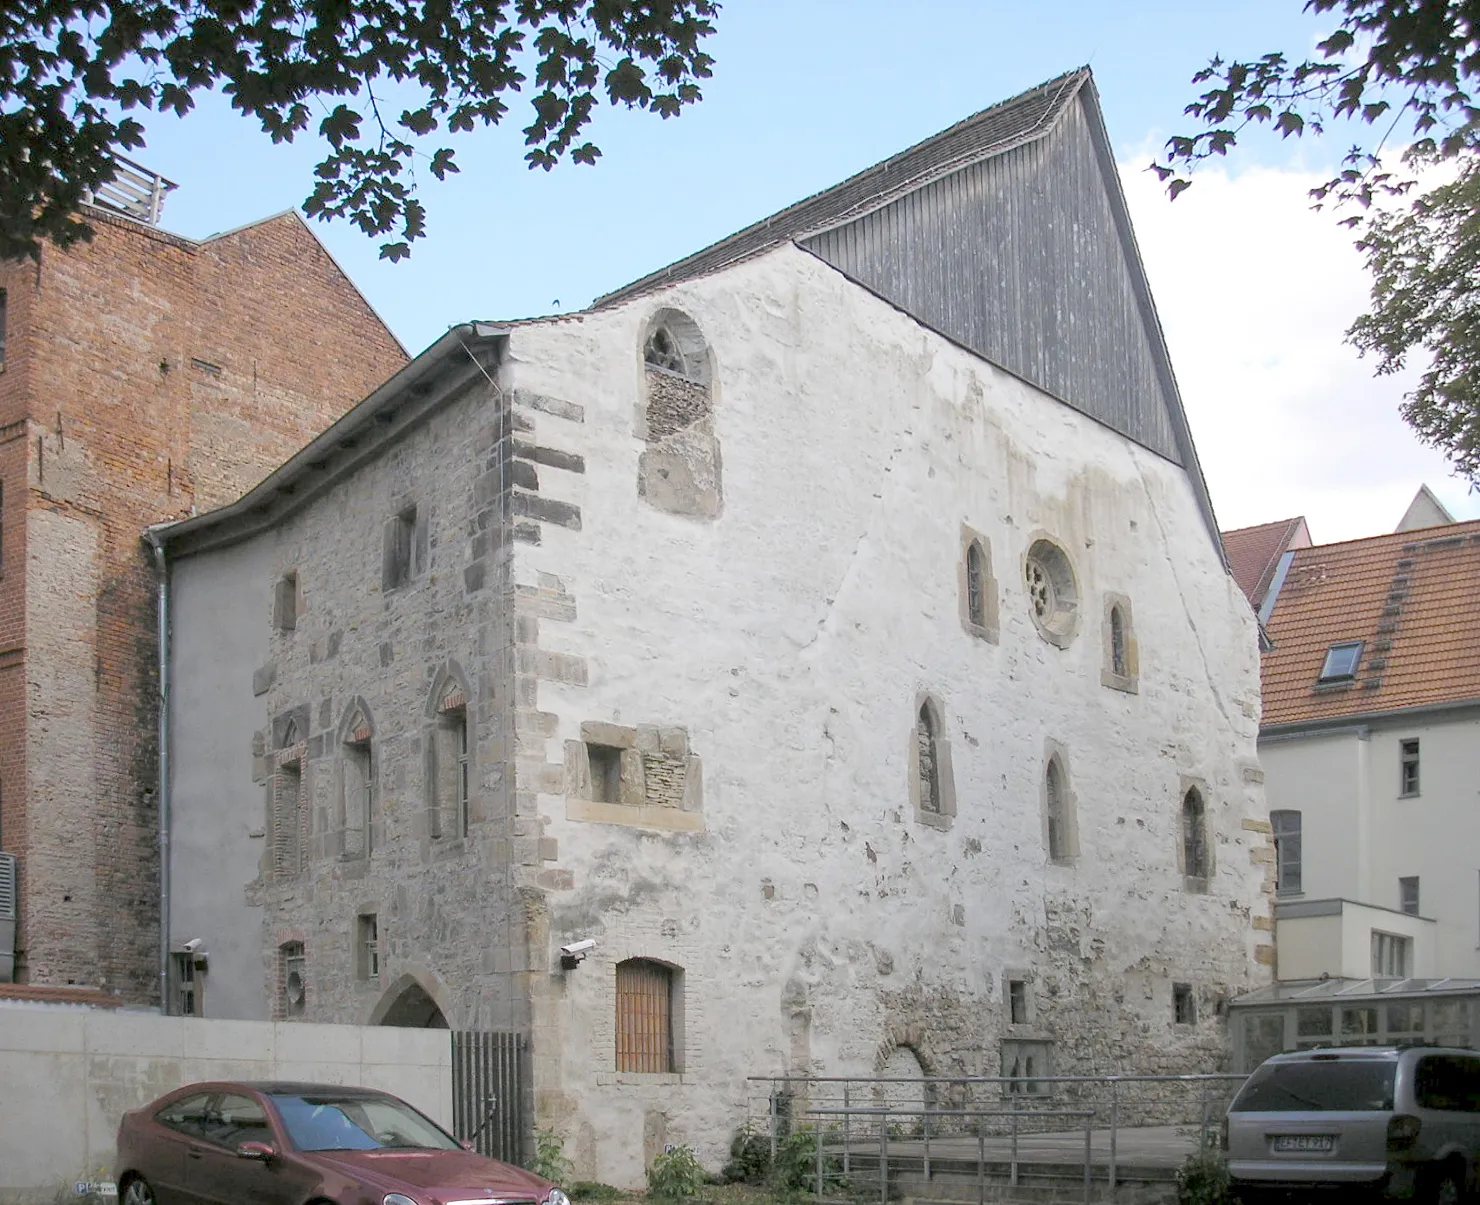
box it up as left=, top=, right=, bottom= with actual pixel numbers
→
left=1434, top=1167, right=1464, bottom=1205
left=121, top=1177, right=156, bottom=1205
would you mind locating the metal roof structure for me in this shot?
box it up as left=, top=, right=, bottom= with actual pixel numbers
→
left=1231, top=977, right=1480, bottom=1007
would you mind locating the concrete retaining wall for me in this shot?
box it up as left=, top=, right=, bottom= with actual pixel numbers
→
left=0, top=1006, right=452, bottom=1204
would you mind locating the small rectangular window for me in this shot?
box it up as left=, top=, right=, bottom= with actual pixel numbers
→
left=616, top=959, right=676, bottom=1073
left=356, top=914, right=379, bottom=980
left=1319, top=641, right=1363, bottom=682
left=1372, top=931, right=1411, bottom=978
left=1174, top=983, right=1196, bottom=1025
left=1008, top=979, right=1029, bottom=1025
left=587, top=744, right=623, bottom=804
left=274, top=572, right=298, bottom=631
left=279, top=941, right=306, bottom=1017
left=1400, top=876, right=1420, bottom=916
left=1271, top=810, right=1302, bottom=895
left=1400, top=739, right=1421, bottom=797
left=383, top=505, right=416, bottom=590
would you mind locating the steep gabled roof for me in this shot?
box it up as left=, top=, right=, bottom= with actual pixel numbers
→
left=597, top=68, right=1088, bottom=304
left=1222, top=517, right=1311, bottom=612
left=598, top=67, right=1225, bottom=558
left=1261, top=519, right=1480, bottom=729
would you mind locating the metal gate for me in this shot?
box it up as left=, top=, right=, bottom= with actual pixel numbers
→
left=452, top=1031, right=530, bottom=1166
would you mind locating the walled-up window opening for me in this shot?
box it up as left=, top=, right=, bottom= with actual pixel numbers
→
left=274, top=572, right=298, bottom=631
left=917, top=705, right=941, bottom=814
left=1110, top=606, right=1128, bottom=677
left=1174, top=983, right=1196, bottom=1025
left=1046, top=756, right=1072, bottom=861
left=343, top=735, right=373, bottom=859
left=1400, top=739, right=1421, bottom=797
left=1182, top=788, right=1209, bottom=884
left=616, top=958, right=676, bottom=1073
left=639, top=309, right=721, bottom=519
left=432, top=683, right=469, bottom=839
left=1401, top=876, right=1421, bottom=917
left=357, top=914, right=379, bottom=980
left=279, top=941, right=306, bottom=1018
left=1002, top=1040, right=1051, bottom=1095
left=272, top=723, right=305, bottom=880
left=966, top=542, right=986, bottom=627
left=587, top=744, right=623, bottom=804
left=1271, top=810, right=1302, bottom=895
left=383, top=505, right=417, bottom=590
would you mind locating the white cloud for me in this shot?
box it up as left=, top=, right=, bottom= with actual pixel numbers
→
left=1119, top=157, right=1478, bottom=541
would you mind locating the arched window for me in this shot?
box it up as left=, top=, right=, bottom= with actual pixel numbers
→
left=616, top=958, right=679, bottom=1073
left=1024, top=537, right=1079, bottom=647
left=432, top=680, right=469, bottom=840
left=1182, top=787, right=1209, bottom=882
left=917, top=704, right=941, bottom=814
left=644, top=325, right=689, bottom=377
left=639, top=308, right=721, bottom=518
left=1110, top=605, right=1128, bottom=677
left=1045, top=755, right=1074, bottom=862
left=966, top=542, right=986, bottom=628
left=272, top=720, right=305, bottom=880
left=341, top=705, right=374, bottom=859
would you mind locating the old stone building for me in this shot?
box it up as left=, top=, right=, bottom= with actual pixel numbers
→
left=155, top=70, right=1273, bottom=1183
left=0, top=168, right=406, bottom=1000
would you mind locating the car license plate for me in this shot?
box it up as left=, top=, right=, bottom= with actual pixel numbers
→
left=1272, top=1134, right=1334, bottom=1153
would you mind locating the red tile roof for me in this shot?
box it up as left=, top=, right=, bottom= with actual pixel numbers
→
left=1222, top=517, right=1310, bottom=612
left=1261, top=519, right=1480, bottom=727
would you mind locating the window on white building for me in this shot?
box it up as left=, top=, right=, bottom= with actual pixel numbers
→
left=1271, top=810, right=1302, bottom=895
left=1400, top=739, right=1421, bottom=797
left=1372, top=931, right=1412, bottom=978
left=1400, top=876, right=1420, bottom=917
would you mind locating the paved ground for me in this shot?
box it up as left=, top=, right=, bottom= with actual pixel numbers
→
left=838, top=1124, right=1206, bottom=1171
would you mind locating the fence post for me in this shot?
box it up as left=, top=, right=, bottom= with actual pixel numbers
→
left=1108, top=1080, right=1118, bottom=1201
left=976, top=1121, right=985, bottom=1205
left=816, top=1115, right=824, bottom=1198
left=922, top=1082, right=930, bottom=1182
left=1083, top=1113, right=1092, bottom=1205
left=879, top=1112, right=889, bottom=1205
left=843, top=1084, right=851, bottom=1180
left=1010, top=1108, right=1019, bottom=1189
left=1200, top=1078, right=1211, bottom=1149
left=770, top=1085, right=779, bottom=1164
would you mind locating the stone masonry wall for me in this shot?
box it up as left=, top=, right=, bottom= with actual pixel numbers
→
left=499, top=244, right=1273, bottom=1187
left=0, top=208, right=405, bottom=1001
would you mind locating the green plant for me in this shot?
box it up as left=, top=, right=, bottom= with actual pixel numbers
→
left=721, top=1125, right=772, bottom=1185
left=528, top=1128, right=574, bottom=1185
left=648, top=1144, right=706, bottom=1200
left=770, top=1126, right=844, bottom=1195
left=1176, top=1133, right=1234, bottom=1205
left=568, top=1183, right=624, bottom=1201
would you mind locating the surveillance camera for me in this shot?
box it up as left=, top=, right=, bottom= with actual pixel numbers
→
left=182, top=938, right=203, bottom=954
left=559, top=939, right=596, bottom=957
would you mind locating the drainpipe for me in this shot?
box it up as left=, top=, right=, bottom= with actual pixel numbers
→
left=146, top=531, right=171, bottom=1014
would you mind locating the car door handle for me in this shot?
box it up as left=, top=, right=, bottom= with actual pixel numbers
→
left=187, top=1148, right=205, bottom=1160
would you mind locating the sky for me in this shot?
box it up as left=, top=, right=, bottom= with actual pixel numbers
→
left=121, top=0, right=1479, bottom=541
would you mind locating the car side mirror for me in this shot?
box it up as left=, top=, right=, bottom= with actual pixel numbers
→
left=237, top=1141, right=276, bottom=1162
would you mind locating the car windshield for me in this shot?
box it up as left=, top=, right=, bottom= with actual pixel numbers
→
left=270, top=1093, right=462, bottom=1152
left=1231, top=1059, right=1397, bottom=1113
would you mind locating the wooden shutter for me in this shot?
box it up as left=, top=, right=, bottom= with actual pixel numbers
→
left=616, top=960, right=673, bottom=1073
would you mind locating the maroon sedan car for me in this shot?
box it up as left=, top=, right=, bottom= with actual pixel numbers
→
left=115, top=1081, right=568, bottom=1205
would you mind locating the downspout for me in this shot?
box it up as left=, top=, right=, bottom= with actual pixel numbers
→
left=146, top=531, right=171, bottom=1013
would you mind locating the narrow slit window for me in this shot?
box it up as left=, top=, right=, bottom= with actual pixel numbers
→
left=357, top=914, right=379, bottom=980
left=1271, top=810, right=1302, bottom=895
left=1400, top=739, right=1420, bottom=797
left=1400, top=876, right=1420, bottom=917
left=1046, top=757, right=1072, bottom=861
left=966, top=542, right=985, bottom=627
left=274, top=572, right=298, bottom=631
left=1008, top=979, right=1029, bottom=1025
left=1182, top=788, right=1209, bottom=883
left=1110, top=606, right=1128, bottom=677
left=588, top=744, right=623, bottom=804
left=917, top=705, right=941, bottom=814
left=1174, top=983, right=1196, bottom=1025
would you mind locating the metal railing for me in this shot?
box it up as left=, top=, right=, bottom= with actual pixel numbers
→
left=750, top=1072, right=1248, bottom=1201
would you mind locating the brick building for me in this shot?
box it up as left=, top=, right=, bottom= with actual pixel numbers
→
left=0, top=179, right=406, bottom=1002
left=155, top=71, right=1273, bottom=1183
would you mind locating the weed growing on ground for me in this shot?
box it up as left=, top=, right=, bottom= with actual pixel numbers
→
left=1176, top=1133, right=1234, bottom=1205
left=648, top=1145, right=707, bottom=1200
left=529, top=1128, right=575, bottom=1185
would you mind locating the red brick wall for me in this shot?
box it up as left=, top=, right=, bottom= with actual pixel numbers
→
left=3, top=208, right=406, bottom=1001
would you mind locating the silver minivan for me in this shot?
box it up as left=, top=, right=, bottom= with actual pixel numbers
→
left=1226, top=1046, right=1480, bottom=1202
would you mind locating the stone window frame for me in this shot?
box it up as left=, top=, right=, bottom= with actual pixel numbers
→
left=1022, top=533, right=1081, bottom=649
left=1100, top=592, right=1139, bottom=693
left=958, top=525, right=1000, bottom=643
left=277, top=940, right=306, bottom=1020
left=1004, top=971, right=1036, bottom=1027
left=564, top=720, right=704, bottom=833
left=382, top=499, right=427, bottom=593
left=355, top=912, right=380, bottom=982
left=908, top=693, right=957, bottom=832
left=1042, top=741, right=1078, bottom=864
left=424, top=662, right=473, bottom=843
left=1001, top=1038, right=1054, bottom=1096
left=1177, top=775, right=1214, bottom=892
left=337, top=699, right=376, bottom=860
left=273, top=570, right=300, bottom=633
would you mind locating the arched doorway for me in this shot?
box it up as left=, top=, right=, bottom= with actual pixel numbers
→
left=374, top=977, right=450, bottom=1028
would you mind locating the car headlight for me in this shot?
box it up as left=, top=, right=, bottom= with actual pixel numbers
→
left=385, top=1195, right=419, bottom=1205
left=544, top=1189, right=570, bottom=1205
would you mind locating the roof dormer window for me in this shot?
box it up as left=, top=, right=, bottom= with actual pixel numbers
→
left=1318, top=641, right=1363, bottom=683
